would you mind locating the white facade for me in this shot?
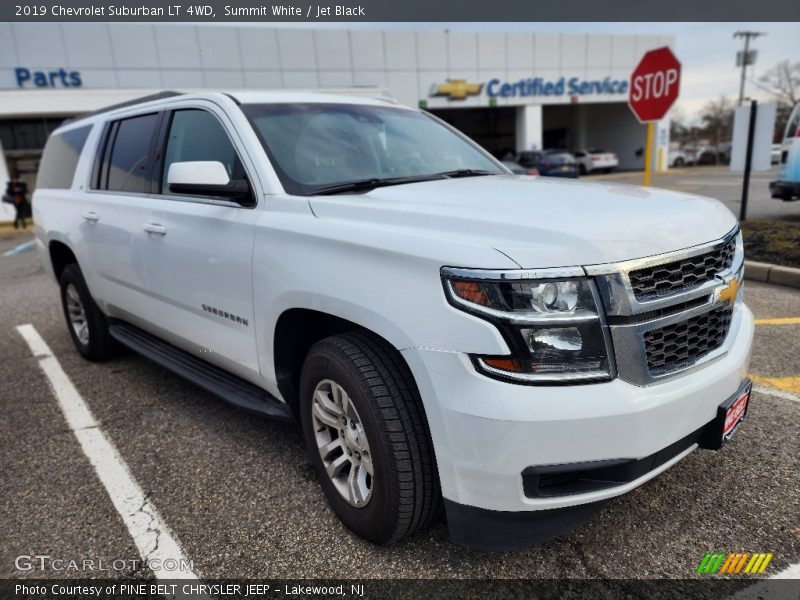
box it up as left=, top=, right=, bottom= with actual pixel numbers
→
left=0, top=24, right=673, bottom=103
left=0, top=23, right=674, bottom=219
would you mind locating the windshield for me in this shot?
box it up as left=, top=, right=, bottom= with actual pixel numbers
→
left=242, top=103, right=504, bottom=195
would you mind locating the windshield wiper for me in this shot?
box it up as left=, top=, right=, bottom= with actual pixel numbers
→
left=310, top=174, right=444, bottom=196
left=435, top=169, right=496, bottom=179
left=310, top=169, right=495, bottom=195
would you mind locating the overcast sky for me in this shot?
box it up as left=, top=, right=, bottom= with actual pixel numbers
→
left=271, top=21, right=799, bottom=123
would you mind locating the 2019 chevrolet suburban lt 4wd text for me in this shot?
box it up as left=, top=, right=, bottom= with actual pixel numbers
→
left=33, top=91, right=754, bottom=551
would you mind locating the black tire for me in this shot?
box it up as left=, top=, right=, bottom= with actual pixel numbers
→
left=674, top=157, right=685, bottom=168
left=299, top=331, right=441, bottom=544
left=578, top=164, right=587, bottom=175
left=59, top=263, right=116, bottom=361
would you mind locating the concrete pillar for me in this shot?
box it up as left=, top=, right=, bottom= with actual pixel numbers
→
left=515, top=104, right=543, bottom=152
left=654, top=117, right=671, bottom=172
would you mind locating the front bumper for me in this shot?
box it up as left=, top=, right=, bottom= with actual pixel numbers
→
left=770, top=180, right=800, bottom=199
left=401, top=303, right=754, bottom=537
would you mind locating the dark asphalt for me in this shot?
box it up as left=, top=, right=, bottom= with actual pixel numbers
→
left=0, top=229, right=798, bottom=582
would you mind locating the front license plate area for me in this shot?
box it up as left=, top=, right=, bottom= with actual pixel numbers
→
left=698, top=380, right=752, bottom=451
left=723, top=388, right=750, bottom=439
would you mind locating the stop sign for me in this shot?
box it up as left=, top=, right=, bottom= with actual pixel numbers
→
left=628, top=47, right=681, bottom=123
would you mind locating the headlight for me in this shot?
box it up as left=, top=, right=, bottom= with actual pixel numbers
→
left=443, top=271, right=615, bottom=383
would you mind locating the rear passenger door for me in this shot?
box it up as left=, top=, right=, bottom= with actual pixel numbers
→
left=139, top=104, right=261, bottom=382
left=83, top=112, right=161, bottom=326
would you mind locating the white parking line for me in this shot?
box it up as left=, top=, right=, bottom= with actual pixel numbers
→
left=770, top=562, right=800, bottom=579
left=754, top=385, right=800, bottom=404
left=16, top=324, right=199, bottom=581
left=734, top=563, right=800, bottom=599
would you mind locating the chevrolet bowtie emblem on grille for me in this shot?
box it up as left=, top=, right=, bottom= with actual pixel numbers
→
left=714, top=275, right=741, bottom=305
left=430, top=79, right=483, bottom=100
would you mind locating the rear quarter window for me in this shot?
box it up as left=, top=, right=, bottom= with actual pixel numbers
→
left=37, top=125, right=92, bottom=189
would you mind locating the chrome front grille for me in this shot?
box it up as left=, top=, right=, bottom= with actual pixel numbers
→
left=586, top=227, right=743, bottom=386
left=644, top=305, right=733, bottom=374
left=629, top=237, right=736, bottom=300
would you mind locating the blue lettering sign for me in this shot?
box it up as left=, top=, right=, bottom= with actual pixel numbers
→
left=485, top=75, right=626, bottom=99
left=15, top=67, right=82, bottom=88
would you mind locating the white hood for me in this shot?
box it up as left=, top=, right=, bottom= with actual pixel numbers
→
left=308, top=175, right=738, bottom=269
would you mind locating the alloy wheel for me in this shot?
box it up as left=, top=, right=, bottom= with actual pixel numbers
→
left=311, top=379, right=374, bottom=507
left=65, top=283, right=89, bottom=345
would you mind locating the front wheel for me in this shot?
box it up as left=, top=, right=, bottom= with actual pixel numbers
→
left=299, top=332, right=441, bottom=544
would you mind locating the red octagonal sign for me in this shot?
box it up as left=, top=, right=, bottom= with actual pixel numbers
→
left=628, top=47, right=681, bottom=123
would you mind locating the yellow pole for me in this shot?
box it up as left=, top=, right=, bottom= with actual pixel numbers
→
left=643, top=121, right=655, bottom=186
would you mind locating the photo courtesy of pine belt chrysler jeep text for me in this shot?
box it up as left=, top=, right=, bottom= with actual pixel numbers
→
left=33, top=91, right=754, bottom=551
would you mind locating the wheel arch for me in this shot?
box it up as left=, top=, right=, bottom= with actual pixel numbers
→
left=272, top=308, right=414, bottom=421
left=48, top=239, right=78, bottom=282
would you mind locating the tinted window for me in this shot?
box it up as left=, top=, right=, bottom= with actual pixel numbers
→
left=104, top=113, right=158, bottom=193
left=37, top=125, right=91, bottom=189
left=161, top=109, right=245, bottom=193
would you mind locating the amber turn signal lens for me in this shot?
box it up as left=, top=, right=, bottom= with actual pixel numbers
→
left=482, top=357, right=524, bottom=372
left=451, top=281, right=490, bottom=306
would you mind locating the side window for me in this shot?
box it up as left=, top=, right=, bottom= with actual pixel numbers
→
left=161, top=109, right=246, bottom=194
left=37, top=125, right=92, bottom=189
left=786, top=107, right=800, bottom=139
left=101, top=113, right=159, bottom=193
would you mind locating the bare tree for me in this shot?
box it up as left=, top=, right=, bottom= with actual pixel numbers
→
left=700, top=96, right=735, bottom=147
left=754, top=60, right=799, bottom=140
left=755, top=60, right=800, bottom=106
left=669, top=106, right=688, bottom=144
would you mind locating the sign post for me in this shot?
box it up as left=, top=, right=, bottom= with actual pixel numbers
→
left=628, top=47, right=682, bottom=187
left=730, top=100, right=776, bottom=221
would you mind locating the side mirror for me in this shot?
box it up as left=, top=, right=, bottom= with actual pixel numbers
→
left=167, top=161, right=251, bottom=201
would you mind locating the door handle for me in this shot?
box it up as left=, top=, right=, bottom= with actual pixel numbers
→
left=143, top=223, right=167, bottom=235
left=81, top=211, right=99, bottom=222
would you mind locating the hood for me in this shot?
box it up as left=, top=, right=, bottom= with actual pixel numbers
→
left=308, top=175, right=738, bottom=269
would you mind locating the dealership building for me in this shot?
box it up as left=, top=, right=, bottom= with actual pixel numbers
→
left=0, top=22, right=673, bottom=218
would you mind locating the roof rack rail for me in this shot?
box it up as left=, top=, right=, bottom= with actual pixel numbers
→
left=62, top=91, right=184, bottom=125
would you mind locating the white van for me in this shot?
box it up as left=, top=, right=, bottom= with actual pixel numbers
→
left=33, top=91, right=753, bottom=550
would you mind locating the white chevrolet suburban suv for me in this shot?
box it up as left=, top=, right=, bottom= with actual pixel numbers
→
left=34, top=91, right=754, bottom=551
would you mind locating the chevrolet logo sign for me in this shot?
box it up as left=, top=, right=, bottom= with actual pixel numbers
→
left=430, top=79, right=483, bottom=100
left=714, top=275, right=742, bottom=305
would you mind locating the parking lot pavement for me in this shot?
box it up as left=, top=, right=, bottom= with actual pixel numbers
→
left=1, top=232, right=798, bottom=581
left=591, top=165, right=799, bottom=221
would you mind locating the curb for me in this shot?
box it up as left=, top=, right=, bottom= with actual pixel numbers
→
left=745, top=260, right=800, bottom=290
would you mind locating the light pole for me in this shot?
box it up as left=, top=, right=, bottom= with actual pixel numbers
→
left=733, top=31, right=764, bottom=106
